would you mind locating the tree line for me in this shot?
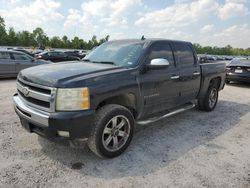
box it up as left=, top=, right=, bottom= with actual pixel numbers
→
left=0, top=16, right=250, bottom=55
left=0, top=16, right=109, bottom=50
left=193, top=43, right=250, bottom=56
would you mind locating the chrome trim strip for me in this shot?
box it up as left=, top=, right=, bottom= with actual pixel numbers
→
left=170, top=75, right=180, bottom=80
left=17, top=82, right=50, bottom=102
left=18, top=77, right=53, bottom=90
left=13, top=95, right=49, bottom=127
left=137, top=103, right=195, bottom=125
left=193, top=72, right=201, bottom=76
left=17, top=77, right=57, bottom=113
left=17, top=91, right=51, bottom=112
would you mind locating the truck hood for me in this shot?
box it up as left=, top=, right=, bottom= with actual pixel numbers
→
left=18, top=61, right=124, bottom=87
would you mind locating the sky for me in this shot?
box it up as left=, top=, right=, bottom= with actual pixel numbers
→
left=0, top=0, right=249, bottom=48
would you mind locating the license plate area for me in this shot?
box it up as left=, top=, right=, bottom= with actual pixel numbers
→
left=235, top=69, right=243, bottom=73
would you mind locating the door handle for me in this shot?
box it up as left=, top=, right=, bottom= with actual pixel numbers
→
left=170, top=75, right=180, bottom=80
left=193, top=72, right=200, bottom=76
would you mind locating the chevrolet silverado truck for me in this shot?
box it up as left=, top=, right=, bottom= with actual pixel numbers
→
left=13, top=39, right=226, bottom=158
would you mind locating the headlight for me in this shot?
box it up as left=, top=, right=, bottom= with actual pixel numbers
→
left=56, top=87, right=90, bottom=111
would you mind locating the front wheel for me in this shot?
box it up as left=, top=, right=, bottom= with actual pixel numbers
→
left=88, top=104, right=134, bottom=158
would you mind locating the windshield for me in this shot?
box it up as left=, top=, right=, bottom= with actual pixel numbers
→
left=83, top=41, right=145, bottom=67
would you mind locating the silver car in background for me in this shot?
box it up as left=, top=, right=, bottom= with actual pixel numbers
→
left=0, top=50, right=50, bottom=78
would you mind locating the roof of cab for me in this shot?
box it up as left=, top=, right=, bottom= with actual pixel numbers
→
left=108, top=38, right=191, bottom=44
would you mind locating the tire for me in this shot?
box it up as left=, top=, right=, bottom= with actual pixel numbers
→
left=225, top=80, right=230, bottom=84
left=198, top=85, right=219, bottom=112
left=88, top=104, right=134, bottom=158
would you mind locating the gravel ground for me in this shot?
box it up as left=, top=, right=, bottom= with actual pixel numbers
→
left=0, top=79, right=250, bottom=188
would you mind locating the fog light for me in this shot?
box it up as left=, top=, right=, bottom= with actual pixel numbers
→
left=57, top=131, right=69, bottom=137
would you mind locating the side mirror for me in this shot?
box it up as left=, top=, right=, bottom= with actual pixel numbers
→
left=147, top=58, right=170, bottom=69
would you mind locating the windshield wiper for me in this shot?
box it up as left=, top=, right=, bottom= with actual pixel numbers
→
left=93, top=61, right=116, bottom=65
left=82, top=59, right=117, bottom=65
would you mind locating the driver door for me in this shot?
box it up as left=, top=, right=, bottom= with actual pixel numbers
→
left=140, top=42, right=181, bottom=117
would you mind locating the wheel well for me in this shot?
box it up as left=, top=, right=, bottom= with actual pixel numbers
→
left=209, top=77, right=221, bottom=89
left=96, top=93, right=137, bottom=117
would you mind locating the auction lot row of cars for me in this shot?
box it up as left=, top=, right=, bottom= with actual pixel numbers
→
left=0, top=48, right=89, bottom=78
left=0, top=39, right=250, bottom=158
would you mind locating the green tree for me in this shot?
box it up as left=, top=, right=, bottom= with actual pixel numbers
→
left=16, top=31, right=35, bottom=46
left=7, top=27, right=17, bottom=46
left=32, top=27, right=49, bottom=47
left=98, top=35, right=110, bottom=45
left=193, top=43, right=202, bottom=54
left=62, top=35, right=70, bottom=48
left=50, top=36, right=64, bottom=48
left=71, top=37, right=82, bottom=49
left=0, top=16, right=7, bottom=45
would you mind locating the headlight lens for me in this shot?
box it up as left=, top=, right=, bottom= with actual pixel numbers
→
left=56, top=87, right=90, bottom=111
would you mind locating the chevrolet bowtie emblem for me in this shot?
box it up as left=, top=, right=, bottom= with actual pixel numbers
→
left=22, top=87, right=30, bottom=97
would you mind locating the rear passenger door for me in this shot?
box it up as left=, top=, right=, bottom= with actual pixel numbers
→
left=0, top=52, right=16, bottom=76
left=173, top=43, right=201, bottom=103
left=11, top=52, right=34, bottom=73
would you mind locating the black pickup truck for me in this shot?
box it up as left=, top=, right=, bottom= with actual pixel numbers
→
left=13, top=39, right=226, bottom=158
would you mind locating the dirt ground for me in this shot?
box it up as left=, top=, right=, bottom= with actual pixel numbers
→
left=0, top=79, right=250, bottom=188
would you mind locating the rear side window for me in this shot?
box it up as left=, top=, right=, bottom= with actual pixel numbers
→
left=148, top=42, right=174, bottom=66
left=174, top=43, right=195, bottom=66
left=12, top=53, right=31, bottom=60
left=0, top=52, right=11, bottom=59
left=51, top=52, right=65, bottom=57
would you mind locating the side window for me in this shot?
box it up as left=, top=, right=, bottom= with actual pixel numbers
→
left=174, top=43, right=195, bottom=66
left=12, top=53, right=31, bottom=61
left=53, top=52, right=65, bottom=57
left=0, top=52, right=11, bottom=60
left=59, top=52, right=66, bottom=57
left=148, top=42, right=174, bottom=66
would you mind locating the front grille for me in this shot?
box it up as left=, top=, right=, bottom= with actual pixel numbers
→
left=18, top=91, right=50, bottom=108
left=17, top=78, right=56, bottom=112
left=19, top=80, right=51, bottom=95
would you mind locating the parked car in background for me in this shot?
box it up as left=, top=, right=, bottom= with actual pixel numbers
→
left=64, top=50, right=87, bottom=59
left=36, top=51, right=80, bottom=62
left=33, top=49, right=44, bottom=56
left=226, top=58, right=250, bottom=83
left=12, top=48, right=35, bottom=57
left=0, top=50, right=50, bottom=78
left=224, top=56, right=233, bottom=61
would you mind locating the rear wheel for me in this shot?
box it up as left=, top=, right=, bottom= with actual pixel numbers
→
left=198, top=85, right=218, bottom=111
left=88, top=104, right=134, bottom=158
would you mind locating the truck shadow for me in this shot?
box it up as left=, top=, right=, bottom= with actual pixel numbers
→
left=38, top=100, right=250, bottom=179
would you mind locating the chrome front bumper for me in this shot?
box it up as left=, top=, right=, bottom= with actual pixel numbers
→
left=13, top=94, right=49, bottom=127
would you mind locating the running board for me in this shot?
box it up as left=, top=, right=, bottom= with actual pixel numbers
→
left=136, top=103, right=196, bottom=125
